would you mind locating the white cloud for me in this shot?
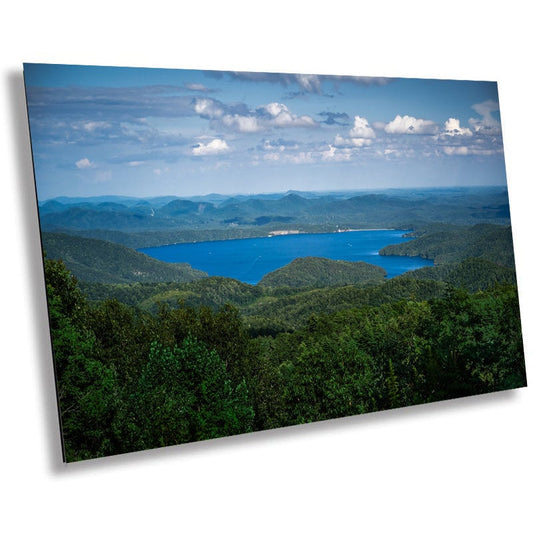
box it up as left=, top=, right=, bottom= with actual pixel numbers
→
left=75, top=158, right=94, bottom=169
left=258, top=102, right=316, bottom=128
left=194, top=98, right=316, bottom=132
left=192, top=138, right=230, bottom=156
left=375, top=148, right=402, bottom=158
left=194, top=98, right=225, bottom=118
left=321, top=145, right=352, bottom=162
left=442, top=118, right=472, bottom=137
left=185, top=83, right=210, bottom=92
left=71, top=121, right=111, bottom=133
left=349, top=115, right=376, bottom=139
left=331, top=116, right=375, bottom=149
left=263, top=139, right=287, bottom=152
left=221, top=114, right=262, bottom=133
left=82, top=121, right=111, bottom=132
left=334, top=134, right=372, bottom=147
left=286, top=151, right=315, bottom=164
left=443, top=146, right=469, bottom=156
left=127, top=160, right=145, bottom=167
left=384, top=115, right=438, bottom=134
left=468, top=100, right=501, bottom=134
left=262, top=142, right=358, bottom=165
left=264, top=152, right=280, bottom=161
left=261, top=102, right=288, bottom=117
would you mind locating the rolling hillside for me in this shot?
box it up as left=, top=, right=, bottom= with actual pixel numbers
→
left=42, top=232, right=207, bottom=283
left=39, top=187, right=513, bottom=248
left=380, top=224, right=515, bottom=267
left=258, top=257, right=386, bottom=288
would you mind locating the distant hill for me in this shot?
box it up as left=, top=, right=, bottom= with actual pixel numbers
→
left=41, top=232, right=207, bottom=284
left=258, top=257, right=386, bottom=288
left=380, top=224, right=516, bottom=267
left=38, top=188, right=513, bottom=248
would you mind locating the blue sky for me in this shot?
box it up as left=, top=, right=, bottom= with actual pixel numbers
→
left=24, top=63, right=507, bottom=200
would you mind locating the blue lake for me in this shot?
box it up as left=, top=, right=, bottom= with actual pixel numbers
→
left=139, top=230, right=433, bottom=285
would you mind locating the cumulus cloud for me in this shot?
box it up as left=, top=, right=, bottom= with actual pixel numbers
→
left=349, top=115, right=376, bottom=139
left=384, top=115, right=438, bottom=135
left=75, top=157, right=94, bottom=169
left=332, top=115, right=375, bottom=148
left=437, top=106, right=502, bottom=157
left=257, top=102, right=316, bottom=128
left=442, top=118, right=473, bottom=137
left=221, top=115, right=262, bottom=133
left=194, top=98, right=317, bottom=133
left=192, top=138, right=230, bottom=156
left=193, top=98, right=225, bottom=118
left=468, top=100, right=501, bottom=134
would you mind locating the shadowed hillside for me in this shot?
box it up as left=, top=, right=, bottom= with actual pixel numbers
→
left=42, top=232, right=207, bottom=283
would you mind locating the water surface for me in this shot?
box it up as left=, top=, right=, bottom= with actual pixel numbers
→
left=139, top=230, right=433, bottom=284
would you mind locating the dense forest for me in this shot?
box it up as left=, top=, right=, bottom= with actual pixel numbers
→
left=40, top=188, right=528, bottom=462
left=42, top=232, right=207, bottom=283
left=47, top=257, right=526, bottom=462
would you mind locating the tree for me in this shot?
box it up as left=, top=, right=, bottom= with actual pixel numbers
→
left=281, top=332, right=379, bottom=425
left=131, top=336, right=254, bottom=450
left=44, top=258, right=120, bottom=461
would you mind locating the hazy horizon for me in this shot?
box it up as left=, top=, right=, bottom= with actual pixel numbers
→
left=39, top=184, right=508, bottom=204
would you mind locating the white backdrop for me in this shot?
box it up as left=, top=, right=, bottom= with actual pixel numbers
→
left=1, top=2, right=531, bottom=531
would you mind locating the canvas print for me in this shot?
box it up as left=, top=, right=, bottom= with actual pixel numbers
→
left=24, top=63, right=527, bottom=462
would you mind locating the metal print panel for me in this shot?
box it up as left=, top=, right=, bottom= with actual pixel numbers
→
left=24, top=63, right=527, bottom=462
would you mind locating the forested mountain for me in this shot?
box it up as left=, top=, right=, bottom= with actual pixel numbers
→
left=46, top=257, right=526, bottom=461
left=42, top=232, right=207, bottom=283
left=380, top=224, right=515, bottom=266
left=258, top=257, right=386, bottom=288
left=39, top=187, right=526, bottom=462
left=74, top=220, right=518, bottom=334
left=39, top=187, right=512, bottom=248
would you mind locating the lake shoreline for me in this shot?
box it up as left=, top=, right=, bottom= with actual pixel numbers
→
left=139, top=229, right=431, bottom=285
left=138, top=227, right=407, bottom=249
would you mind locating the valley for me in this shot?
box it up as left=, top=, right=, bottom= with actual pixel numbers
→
left=39, top=186, right=525, bottom=461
